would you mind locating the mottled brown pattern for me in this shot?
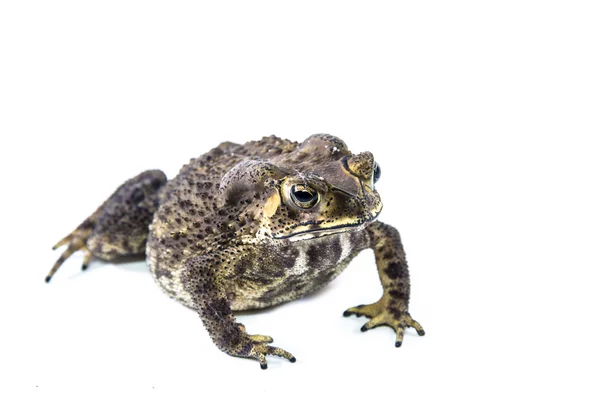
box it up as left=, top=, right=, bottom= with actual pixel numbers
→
left=343, top=221, right=425, bottom=347
left=46, top=170, right=167, bottom=281
left=48, top=134, right=424, bottom=368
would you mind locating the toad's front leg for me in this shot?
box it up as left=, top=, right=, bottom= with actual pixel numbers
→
left=181, top=249, right=296, bottom=369
left=344, top=221, right=425, bottom=347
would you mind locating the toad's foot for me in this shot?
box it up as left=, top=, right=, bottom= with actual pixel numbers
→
left=231, top=325, right=296, bottom=370
left=47, top=228, right=94, bottom=283
left=343, top=299, right=425, bottom=347
left=238, top=335, right=296, bottom=370
left=249, top=342, right=296, bottom=370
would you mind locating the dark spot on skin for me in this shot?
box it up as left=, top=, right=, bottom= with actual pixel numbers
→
left=306, top=237, right=342, bottom=268
left=387, top=306, right=402, bottom=320
left=306, top=245, right=321, bottom=266
left=154, top=267, right=173, bottom=279
left=131, top=188, right=145, bottom=203
left=151, top=178, right=163, bottom=190
left=80, top=219, right=95, bottom=230
left=224, top=185, right=246, bottom=205
left=234, top=257, right=252, bottom=275
left=388, top=289, right=404, bottom=300
left=279, top=247, right=299, bottom=269
left=384, top=262, right=406, bottom=280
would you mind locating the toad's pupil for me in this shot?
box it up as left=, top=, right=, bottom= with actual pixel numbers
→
left=294, top=190, right=314, bottom=202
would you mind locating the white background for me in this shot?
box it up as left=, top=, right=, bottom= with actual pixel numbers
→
left=1, top=1, right=599, bottom=399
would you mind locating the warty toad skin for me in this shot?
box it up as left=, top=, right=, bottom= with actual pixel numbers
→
left=47, top=134, right=425, bottom=369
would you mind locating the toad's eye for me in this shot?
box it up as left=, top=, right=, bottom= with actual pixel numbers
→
left=290, top=185, right=319, bottom=209
left=373, top=162, right=381, bottom=183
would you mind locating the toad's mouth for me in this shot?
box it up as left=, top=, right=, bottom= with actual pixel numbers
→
left=272, top=207, right=381, bottom=241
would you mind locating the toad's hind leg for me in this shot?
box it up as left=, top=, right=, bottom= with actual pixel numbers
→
left=46, top=170, right=167, bottom=282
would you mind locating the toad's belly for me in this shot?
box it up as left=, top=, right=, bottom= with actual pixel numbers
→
left=147, top=228, right=370, bottom=311
left=227, top=230, right=370, bottom=310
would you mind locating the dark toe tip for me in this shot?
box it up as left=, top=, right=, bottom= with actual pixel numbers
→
left=360, top=325, right=368, bottom=332
left=290, top=357, right=296, bottom=363
left=45, top=276, right=51, bottom=283
left=260, top=364, right=268, bottom=370
left=82, top=264, right=88, bottom=271
left=395, top=341, right=402, bottom=347
left=418, top=330, right=426, bottom=336
left=343, top=311, right=352, bottom=317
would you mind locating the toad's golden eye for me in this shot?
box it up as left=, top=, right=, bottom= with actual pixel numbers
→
left=290, top=185, right=319, bottom=209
